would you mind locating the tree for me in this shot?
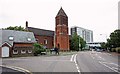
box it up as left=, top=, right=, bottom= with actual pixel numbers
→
left=70, top=33, right=79, bottom=51
left=33, top=43, right=46, bottom=56
left=70, top=33, right=86, bottom=51
left=79, top=37, right=86, bottom=51
left=107, top=29, right=120, bottom=48
left=101, top=42, right=107, bottom=50
left=3, top=26, right=26, bottom=31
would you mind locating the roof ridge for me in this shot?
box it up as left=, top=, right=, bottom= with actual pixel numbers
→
left=28, top=27, right=54, bottom=32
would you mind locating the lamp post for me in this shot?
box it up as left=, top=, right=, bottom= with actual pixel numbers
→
left=79, top=36, right=81, bottom=51
left=100, top=34, right=107, bottom=42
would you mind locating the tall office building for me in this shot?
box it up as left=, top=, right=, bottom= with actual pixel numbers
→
left=71, top=26, right=93, bottom=42
left=118, top=1, right=120, bottom=29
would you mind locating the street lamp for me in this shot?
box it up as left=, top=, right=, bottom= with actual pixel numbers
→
left=79, top=36, right=81, bottom=51
left=100, top=34, right=107, bottom=42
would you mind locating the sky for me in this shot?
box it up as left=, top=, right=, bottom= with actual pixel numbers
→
left=0, top=0, right=119, bottom=42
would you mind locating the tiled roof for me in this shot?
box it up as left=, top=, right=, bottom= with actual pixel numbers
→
left=28, top=27, right=54, bottom=37
left=1, top=30, right=36, bottom=46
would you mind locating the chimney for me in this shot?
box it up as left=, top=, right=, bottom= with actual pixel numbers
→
left=26, top=21, right=28, bottom=31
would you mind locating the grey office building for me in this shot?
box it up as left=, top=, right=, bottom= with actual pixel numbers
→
left=119, top=1, right=120, bottom=29
left=71, top=26, right=93, bottom=42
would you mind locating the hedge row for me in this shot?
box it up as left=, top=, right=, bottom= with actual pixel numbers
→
left=111, top=47, right=120, bottom=53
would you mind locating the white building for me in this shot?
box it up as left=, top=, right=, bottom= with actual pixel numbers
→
left=118, top=1, right=120, bottom=29
left=71, top=26, right=93, bottom=42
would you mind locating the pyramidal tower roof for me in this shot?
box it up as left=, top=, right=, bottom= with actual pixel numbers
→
left=56, top=7, right=67, bottom=17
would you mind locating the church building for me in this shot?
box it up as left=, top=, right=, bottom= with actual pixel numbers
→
left=26, top=7, right=70, bottom=51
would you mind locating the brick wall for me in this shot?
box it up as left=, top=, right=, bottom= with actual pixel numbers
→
left=35, top=35, right=54, bottom=49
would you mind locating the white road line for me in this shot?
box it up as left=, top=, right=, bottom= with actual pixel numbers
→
left=101, top=62, right=119, bottom=67
left=0, top=65, right=32, bottom=74
left=43, top=60, right=70, bottom=61
left=70, top=54, right=74, bottom=62
left=99, top=61, right=120, bottom=73
left=74, top=54, right=77, bottom=63
left=90, top=52, right=95, bottom=59
left=73, top=54, right=81, bottom=73
left=98, top=56, right=105, bottom=61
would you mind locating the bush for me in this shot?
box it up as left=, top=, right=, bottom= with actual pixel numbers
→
left=33, top=43, right=46, bottom=56
left=115, top=47, right=120, bottom=53
left=111, top=48, right=116, bottom=52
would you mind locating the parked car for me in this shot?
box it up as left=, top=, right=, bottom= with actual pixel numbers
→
left=96, top=49, right=103, bottom=52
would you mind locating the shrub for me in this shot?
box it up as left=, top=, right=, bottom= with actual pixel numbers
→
left=115, top=47, right=120, bottom=53
left=33, top=43, right=46, bottom=56
left=111, top=48, right=116, bottom=52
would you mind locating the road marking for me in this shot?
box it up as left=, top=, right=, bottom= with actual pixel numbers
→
left=70, top=54, right=74, bottom=62
left=73, top=54, right=81, bottom=73
left=90, top=52, right=95, bottom=59
left=74, top=54, right=77, bottom=63
left=101, top=62, right=119, bottom=67
left=0, top=65, right=32, bottom=74
left=98, top=56, right=105, bottom=61
left=43, top=60, right=70, bottom=61
left=99, top=61, right=120, bottom=73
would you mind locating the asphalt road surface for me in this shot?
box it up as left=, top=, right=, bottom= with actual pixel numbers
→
left=0, top=66, right=25, bottom=74
left=2, top=51, right=120, bottom=74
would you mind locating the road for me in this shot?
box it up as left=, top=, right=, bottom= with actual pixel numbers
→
left=2, top=51, right=120, bottom=74
left=0, top=66, right=25, bottom=74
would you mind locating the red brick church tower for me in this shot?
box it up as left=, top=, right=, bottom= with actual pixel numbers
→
left=55, top=7, right=69, bottom=51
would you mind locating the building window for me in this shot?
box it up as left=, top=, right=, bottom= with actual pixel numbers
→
left=21, top=50, right=26, bottom=54
left=44, top=39, right=47, bottom=45
left=28, top=50, right=32, bottom=53
left=9, top=36, right=14, bottom=41
left=13, top=50, right=18, bottom=54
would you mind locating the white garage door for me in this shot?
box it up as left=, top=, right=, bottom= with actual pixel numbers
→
left=2, top=46, right=9, bottom=57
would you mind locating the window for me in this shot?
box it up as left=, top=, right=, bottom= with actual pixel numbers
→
left=9, top=36, right=14, bottom=41
left=28, top=50, right=32, bottom=53
left=13, top=50, right=18, bottom=54
left=44, top=39, right=47, bottom=45
left=27, top=38, right=31, bottom=41
left=21, top=50, right=26, bottom=54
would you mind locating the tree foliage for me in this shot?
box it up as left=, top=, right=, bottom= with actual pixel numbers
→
left=107, top=29, right=120, bottom=48
left=3, top=26, right=26, bottom=31
left=70, top=33, right=86, bottom=51
left=33, top=43, right=46, bottom=55
left=79, top=37, right=86, bottom=51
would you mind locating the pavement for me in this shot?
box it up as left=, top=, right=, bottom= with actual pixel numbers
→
left=1, top=51, right=120, bottom=74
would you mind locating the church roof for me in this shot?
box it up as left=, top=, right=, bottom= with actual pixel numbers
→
left=56, top=7, right=67, bottom=17
left=28, top=27, right=54, bottom=37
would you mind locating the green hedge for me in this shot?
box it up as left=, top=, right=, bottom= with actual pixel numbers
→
left=111, top=48, right=116, bottom=52
left=116, top=47, right=120, bottom=53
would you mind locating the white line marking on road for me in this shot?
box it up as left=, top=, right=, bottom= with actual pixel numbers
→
left=101, top=62, right=119, bottom=67
left=43, top=60, right=70, bottom=61
left=90, top=52, right=95, bottom=59
left=0, top=65, right=32, bottom=74
left=98, top=56, right=105, bottom=61
left=70, top=54, right=74, bottom=62
left=99, top=61, right=120, bottom=73
left=73, top=54, right=81, bottom=73
left=77, top=70, right=80, bottom=72
left=74, top=54, right=77, bottom=63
